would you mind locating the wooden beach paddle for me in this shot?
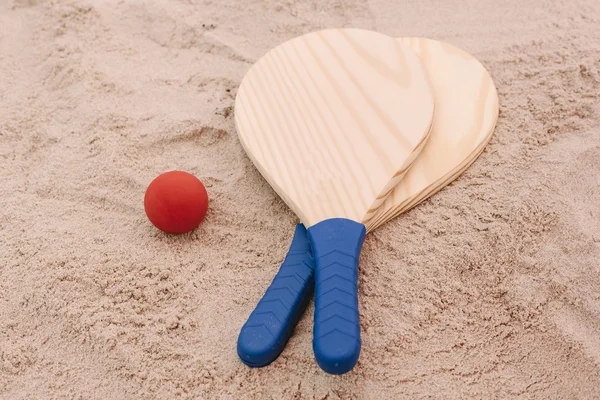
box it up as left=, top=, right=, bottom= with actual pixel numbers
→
left=237, top=36, right=499, bottom=374
left=234, top=28, right=435, bottom=374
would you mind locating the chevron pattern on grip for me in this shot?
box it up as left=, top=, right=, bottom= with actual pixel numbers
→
left=308, top=218, right=366, bottom=375
left=314, top=251, right=360, bottom=349
left=237, top=224, right=315, bottom=367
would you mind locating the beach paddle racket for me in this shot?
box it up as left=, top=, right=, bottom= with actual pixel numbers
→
left=234, top=28, right=435, bottom=374
left=237, top=37, right=499, bottom=374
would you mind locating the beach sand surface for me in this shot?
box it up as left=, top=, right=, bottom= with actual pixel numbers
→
left=1, top=0, right=599, bottom=398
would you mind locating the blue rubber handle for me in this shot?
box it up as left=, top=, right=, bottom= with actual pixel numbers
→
left=237, top=224, right=315, bottom=367
left=308, top=218, right=366, bottom=375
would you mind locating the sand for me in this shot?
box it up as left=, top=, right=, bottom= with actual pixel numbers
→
left=1, top=0, right=599, bottom=398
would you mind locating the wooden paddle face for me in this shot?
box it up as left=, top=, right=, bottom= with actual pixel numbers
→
left=235, top=29, right=434, bottom=228
left=366, top=37, right=499, bottom=232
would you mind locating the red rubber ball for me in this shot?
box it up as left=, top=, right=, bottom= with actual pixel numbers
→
left=144, top=171, right=208, bottom=234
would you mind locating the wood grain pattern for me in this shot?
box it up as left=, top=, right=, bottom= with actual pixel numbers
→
left=235, top=29, right=434, bottom=227
left=365, top=37, right=499, bottom=232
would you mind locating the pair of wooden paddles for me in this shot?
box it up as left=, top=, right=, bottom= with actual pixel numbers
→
left=234, top=29, right=499, bottom=375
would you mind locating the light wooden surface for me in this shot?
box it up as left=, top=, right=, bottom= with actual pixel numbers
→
left=235, top=29, right=434, bottom=227
left=365, top=37, right=499, bottom=232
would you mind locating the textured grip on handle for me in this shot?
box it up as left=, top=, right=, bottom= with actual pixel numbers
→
left=237, top=224, right=315, bottom=367
left=308, top=218, right=366, bottom=375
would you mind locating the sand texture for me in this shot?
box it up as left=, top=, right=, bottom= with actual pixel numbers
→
left=1, top=0, right=600, bottom=398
